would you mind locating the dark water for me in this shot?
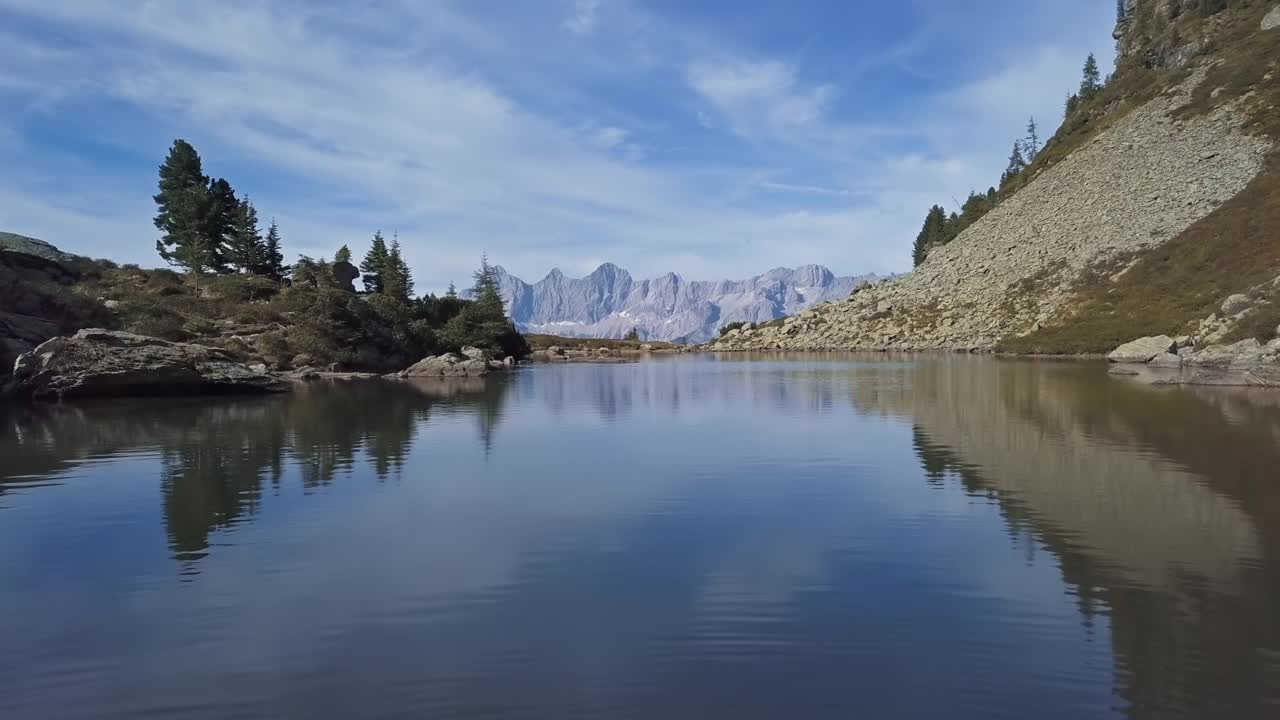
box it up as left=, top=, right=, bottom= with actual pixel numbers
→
left=2, top=355, right=1279, bottom=719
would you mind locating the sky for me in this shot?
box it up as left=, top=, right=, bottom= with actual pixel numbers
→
left=0, top=0, right=1117, bottom=293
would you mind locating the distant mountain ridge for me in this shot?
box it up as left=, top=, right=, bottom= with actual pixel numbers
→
left=479, top=263, right=884, bottom=343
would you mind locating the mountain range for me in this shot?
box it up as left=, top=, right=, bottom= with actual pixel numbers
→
left=480, top=263, right=883, bottom=343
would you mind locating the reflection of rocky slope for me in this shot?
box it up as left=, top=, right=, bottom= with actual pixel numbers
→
left=484, top=264, right=881, bottom=343
left=853, top=357, right=1280, bottom=719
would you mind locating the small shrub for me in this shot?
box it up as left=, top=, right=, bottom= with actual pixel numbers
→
left=719, top=321, right=748, bottom=336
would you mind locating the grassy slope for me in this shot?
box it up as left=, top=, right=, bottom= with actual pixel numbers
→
left=998, top=1, right=1280, bottom=354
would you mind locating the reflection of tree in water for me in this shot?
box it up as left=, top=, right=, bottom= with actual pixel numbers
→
left=3, top=379, right=511, bottom=570
left=894, top=360, right=1280, bottom=720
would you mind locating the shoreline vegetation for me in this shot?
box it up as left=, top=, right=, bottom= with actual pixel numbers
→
left=2, top=139, right=535, bottom=400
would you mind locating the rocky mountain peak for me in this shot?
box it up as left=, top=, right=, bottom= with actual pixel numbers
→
left=481, top=263, right=883, bottom=343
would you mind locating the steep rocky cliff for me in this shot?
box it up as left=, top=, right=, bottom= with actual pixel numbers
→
left=484, top=263, right=882, bottom=343
left=713, top=1, right=1280, bottom=355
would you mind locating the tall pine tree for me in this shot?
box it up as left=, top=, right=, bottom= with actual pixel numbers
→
left=334, top=244, right=352, bottom=264
left=469, top=254, right=506, bottom=322
left=154, top=139, right=219, bottom=284
left=228, top=197, right=263, bottom=273
left=1024, top=116, right=1040, bottom=160
left=382, top=238, right=414, bottom=303
left=1000, top=141, right=1027, bottom=189
left=360, top=231, right=389, bottom=293
left=912, top=205, right=949, bottom=267
left=201, top=178, right=238, bottom=275
left=261, top=220, right=288, bottom=283
left=1080, top=53, right=1102, bottom=99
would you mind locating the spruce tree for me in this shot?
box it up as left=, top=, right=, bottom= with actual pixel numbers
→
left=335, top=244, right=352, bottom=264
left=1080, top=53, right=1102, bottom=99
left=154, top=139, right=216, bottom=282
left=382, top=238, right=414, bottom=303
left=1024, top=116, right=1040, bottom=160
left=445, top=282, right=458, bottom=299
left=202, top=178, right=238, bottom=274
left=470, top=254, right=506, bottom=322
left=228, top=197, right=263, bottom=273
left=1065, top=92, right=1080, bottom=117
left=360, top=231, right=389, bottom=293
left=262, top=220, right=288, bottom=283
left=1000, top=141, right=1028, bottom=189
left=913, top=205, right=952, bottom=267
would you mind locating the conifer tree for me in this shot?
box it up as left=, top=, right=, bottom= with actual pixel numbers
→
left=1065, top=92, right=1080, bottom=117
left=470, top=254, right=506, bottom=321
left=154, top=139, right=218, bottom=284
left=335, top=244, right=352, bottom=264
left=228, top=197, right=263, bottom=273
left=912, top=205, right=949, bottom=267
left=201, top=178, right=238, bottom=275
left=1024, top=116, right=1040, bottom=160
left=445, top=282, right=458, bottom=299
left=1000, top=141, right=1028, bottom=189
left=1080, top=53, right=1102, bottom=99
left=382, top=238, right=414, bottom=303
left=360, top=231, right=389, bottom=293
left=262, top=220, right=288, bottom=283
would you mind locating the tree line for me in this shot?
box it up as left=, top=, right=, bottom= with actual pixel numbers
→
left=912, top=53, right=1107, bottom=267
left=151, top=138, right=528, bottom=365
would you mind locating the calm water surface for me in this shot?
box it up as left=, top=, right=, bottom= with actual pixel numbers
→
left=2, top=354, right=1279, bottom=719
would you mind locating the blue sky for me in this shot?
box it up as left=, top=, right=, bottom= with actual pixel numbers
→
left=0, top=0, right=1116, bottom=292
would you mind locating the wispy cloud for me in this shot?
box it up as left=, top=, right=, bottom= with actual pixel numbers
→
left=687, top=58, right=835, bottom=141
left=0, top=0, right=1119, bottom=288
left=563, top=0, right=601, bottom=37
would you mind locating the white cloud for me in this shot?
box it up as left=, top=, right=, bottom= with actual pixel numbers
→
left=563, top=0, right=600, bottom=36
left=687, top=58, right=835, bottom=140
left=587, top=125, right=628, bottom=150
left=0, top=0, right=1120, bottom=285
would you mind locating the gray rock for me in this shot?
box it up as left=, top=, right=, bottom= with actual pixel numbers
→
left=0, top=231, right=82, bottom=264
left=400, top=353, right=490, bottom=378
left=503, top=355, right=516, bottom=368
left=1107, top=335, right=1176, bottom=363
left=9, top=329, right=287, bottom=400
left=472, top=262, right=885, bottom=344
left=460, top=345, right=493, bottom=362
left=2, top=311, right=60, bottom=376
left=1184, top=339, right=1265, bottom=367
left=1220, top=293, right=1251, bottom=315
left=1263, top=4, right=1280, bottom=31
left=1148, top=352, right=1183, bottom=369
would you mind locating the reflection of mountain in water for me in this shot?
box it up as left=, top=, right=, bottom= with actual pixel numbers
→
left=0, top=379, right=513, bottom=568
left=853, top=356, right=1280, bottom=720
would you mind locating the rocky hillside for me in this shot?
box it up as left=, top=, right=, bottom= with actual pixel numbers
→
left=713, top=1, right=1280, bottom=356
left=483, top=263, right=883, bottom=343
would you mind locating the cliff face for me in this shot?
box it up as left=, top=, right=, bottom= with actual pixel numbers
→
left=482, top=264, right=883, bottom=343
left=713, top=1, right=1280, bottom=355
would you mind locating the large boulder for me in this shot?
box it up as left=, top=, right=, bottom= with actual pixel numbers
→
left=1264, top=4, right=1280, bottom=31
left=8, top=329, right=287, bottom=400
left=1183, top=338, right=1266, bottom=367
left=1220, top=294, right=1252, bottom=316
left=397, top=353, right=490, bottom=378
left=1107, top=335, right=1175, bottom=363
left=460, top=345, right=493, bottom=363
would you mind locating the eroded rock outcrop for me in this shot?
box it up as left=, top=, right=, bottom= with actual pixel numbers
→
left=8, top=329, right=287, bottom=399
